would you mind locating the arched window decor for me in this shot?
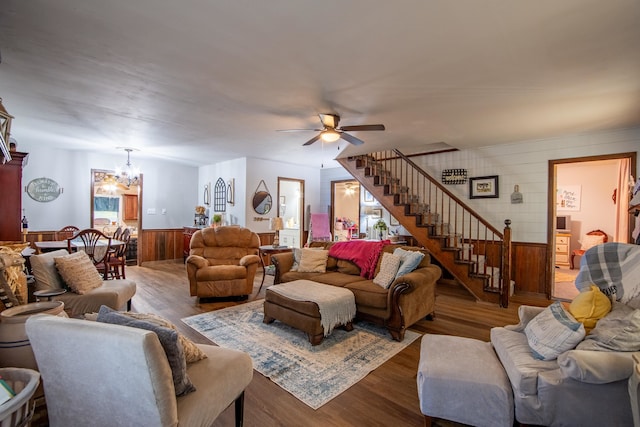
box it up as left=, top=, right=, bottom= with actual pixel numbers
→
left=214, top=178, right=226, bottom=212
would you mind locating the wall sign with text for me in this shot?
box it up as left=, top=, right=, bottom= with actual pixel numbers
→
left=441, top=169, right=468, bottom=185
left=25, top=177, right=62, bottom=202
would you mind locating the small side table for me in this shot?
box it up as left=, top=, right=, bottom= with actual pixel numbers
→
left=257, top=245, right=293, bottom=295
left=33, top=289, right=67, bottom=301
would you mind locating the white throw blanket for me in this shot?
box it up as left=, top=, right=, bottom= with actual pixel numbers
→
left=268, top=280, right=356, bottom=336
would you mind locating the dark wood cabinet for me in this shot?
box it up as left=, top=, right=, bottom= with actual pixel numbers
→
left=123, top=194, right=138, bottom=221
left=0, top=152, right=28, bottom=242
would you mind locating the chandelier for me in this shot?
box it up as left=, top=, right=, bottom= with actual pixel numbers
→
left=114, top=148, right=140, bottom=187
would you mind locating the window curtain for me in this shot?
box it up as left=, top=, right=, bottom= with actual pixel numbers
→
left=94, top=196, right=120, bottom=212
left=614, top=159, right=630, bottom=242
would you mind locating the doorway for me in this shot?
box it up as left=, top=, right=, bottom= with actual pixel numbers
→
left=277, top=177, right=304, bottom=248
left=548, top=152, right=636, bottom=300
left=91, top=169, right=143, bottom=265
left=331, top=180, right=360, bottom=241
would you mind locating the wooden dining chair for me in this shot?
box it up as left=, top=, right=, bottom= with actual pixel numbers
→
left=112, top=226, right=123, bottom=240
left=107, top=228, right=130, bottom=279
left=67, top=228, right=112, bottom=279
left=55, top=225, right=80, bottom=241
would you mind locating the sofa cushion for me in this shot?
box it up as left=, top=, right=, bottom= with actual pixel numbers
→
left=290, top=248, right=302, bottom=271
left=576, top=302, right=640, bottom=351
left=311, top=272, right=362, bottom=287
left=54, top=251, right=104, bottom=295
left=345, top=280, right=388, bottom=309
left=393, top=248, right=425, bottom=278
left=557, top=349, right=639, bottom=384
left=30, top=249, right=69, bottom=291
left=373, top=252, right=401, bottom=289
left=524, top=302, right=585, bottom=361
left=491, top=327, right=559, bottom=396
left=55, top=279, right=136, bottom=317
left=280, top=271, right=324, bottom=283
left=297, top=248, right=329, bottom=273
left=119, top=312, right=207, bottom=363
left=568, top=285, right=611, bottom=333
left=97, top=306, right=196, bottom=396
left=336, top=259, right=360, bottom=275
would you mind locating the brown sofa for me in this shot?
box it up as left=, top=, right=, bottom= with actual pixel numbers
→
left=271, top=242, right=442, bottom=341
left=186, top=226, right=261, bottom=299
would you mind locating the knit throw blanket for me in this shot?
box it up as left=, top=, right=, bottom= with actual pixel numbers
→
left=268, top=280, right=356, bottom=336
left=575, top=242, right=640, bottom=307
left=329, top=240, right=389, bottom=279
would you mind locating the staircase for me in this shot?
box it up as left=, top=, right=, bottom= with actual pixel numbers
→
left=338, top=150, right=512, bottom=307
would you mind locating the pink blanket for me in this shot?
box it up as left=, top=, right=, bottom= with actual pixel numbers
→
left=329, top=240, right=390, bottom=279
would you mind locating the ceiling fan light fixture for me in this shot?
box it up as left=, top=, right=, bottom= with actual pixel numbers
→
left=320, top=129, right=340, bottom=142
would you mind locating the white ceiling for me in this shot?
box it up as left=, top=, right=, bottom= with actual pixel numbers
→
left=1, top=0, right=639, bottom=168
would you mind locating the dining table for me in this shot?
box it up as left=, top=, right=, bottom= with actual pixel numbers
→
left=34, top=239, right=125, bottom=254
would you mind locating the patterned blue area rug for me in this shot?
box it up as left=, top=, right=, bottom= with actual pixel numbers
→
left=182, top=300, right=420, bottom=410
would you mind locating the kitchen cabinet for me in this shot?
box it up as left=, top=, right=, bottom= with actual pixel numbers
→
left=123, top=194, right=138, bottom=220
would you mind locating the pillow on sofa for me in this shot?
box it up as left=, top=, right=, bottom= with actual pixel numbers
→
left=524, top=301, right=585, bottom=361
left=569, top=285, right=612, bottom=333
left=30, top=249, right=69, bottom=291
left=54, top=251, right=103, bottom=294
left=576, top=302, right=640, bottom=352
left=290, top=248, right=302, bottom=272
left=97, top=306, right=196, bottom=396
left=297, top=248, right=329, bottom=273
left=119, top=312, right=207, bottom=363
left=393, top=248, right=425, bottom=278
left=373, top=252, right=401, bottom=289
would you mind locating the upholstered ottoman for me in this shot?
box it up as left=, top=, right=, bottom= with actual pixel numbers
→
left=263, top=279, right=356, bottom=345
left=417, top=334, right=514, bottom=427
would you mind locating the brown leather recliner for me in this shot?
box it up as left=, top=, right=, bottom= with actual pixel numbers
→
left=186, top=226, right=261, bottom=299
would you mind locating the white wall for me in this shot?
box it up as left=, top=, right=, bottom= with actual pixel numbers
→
left=411, top=127, right=640, bottom=243
left=18, top=142, right=198, bottom=231
left=198, top=158, right=247, bottom=226
left=557, top=159, right=618, bottom=252
left=199, top=158, right=321, bottom=234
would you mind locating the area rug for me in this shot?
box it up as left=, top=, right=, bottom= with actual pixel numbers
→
left=181, top=300, right=420, bottom=410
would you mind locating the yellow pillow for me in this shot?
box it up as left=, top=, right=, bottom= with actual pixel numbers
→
left=569, top=285, right=612, bottom=333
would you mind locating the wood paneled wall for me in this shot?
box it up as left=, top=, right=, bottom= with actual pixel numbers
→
left=22, top=229, right=550, bottom=298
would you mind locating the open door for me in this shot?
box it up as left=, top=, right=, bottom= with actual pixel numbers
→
left=548, top=153, right=636, bottom=300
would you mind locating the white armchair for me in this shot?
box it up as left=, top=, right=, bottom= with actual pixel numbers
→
left=26, top=314, right=253, bottom=427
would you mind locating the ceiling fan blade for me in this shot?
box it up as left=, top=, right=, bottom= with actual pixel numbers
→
left=303, top=134, right=322, bottom=146
left=276, top=128, right=322, bottom=132
left=339, top=124, right=385, bottom=131
left=340, top=132, right=365, bottom=146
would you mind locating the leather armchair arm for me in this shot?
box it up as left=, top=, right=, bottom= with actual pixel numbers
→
left=389, top=265, right=441, bottom=293
left=239, top=254, right=260, bottom=266
left=186, top=254, right=209, bottom=269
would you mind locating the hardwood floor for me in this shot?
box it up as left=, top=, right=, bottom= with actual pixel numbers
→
left=126, top=261, right=544, bottom=427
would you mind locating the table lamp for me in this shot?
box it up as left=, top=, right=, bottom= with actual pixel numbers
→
left=270, top=217, right=284, bottom=247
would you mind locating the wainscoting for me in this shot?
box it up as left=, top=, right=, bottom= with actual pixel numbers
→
left=23, top=230, right=550, bottom=299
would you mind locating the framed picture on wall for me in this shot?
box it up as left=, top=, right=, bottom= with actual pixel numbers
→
left=371, top=208, right=382, bottom=218
left=390, top=215, right=400, bottom=226
left=364, top=189, right=374, bottom=202
left=469, top=175, right=499, bottom=199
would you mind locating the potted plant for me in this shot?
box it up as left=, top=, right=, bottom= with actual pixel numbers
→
left=373, top=219, right=388, bottom=240
left=212, top=214, right=222, bottom=227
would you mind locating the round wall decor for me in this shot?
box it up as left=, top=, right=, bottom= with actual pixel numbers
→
left=25, top=177, right=62, bottom=202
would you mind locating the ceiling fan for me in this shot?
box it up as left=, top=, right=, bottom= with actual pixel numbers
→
left=278, top=113, right=385, bottom=146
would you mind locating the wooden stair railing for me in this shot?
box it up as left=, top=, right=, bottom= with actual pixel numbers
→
left=338, top=149, right=512, bottom=307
